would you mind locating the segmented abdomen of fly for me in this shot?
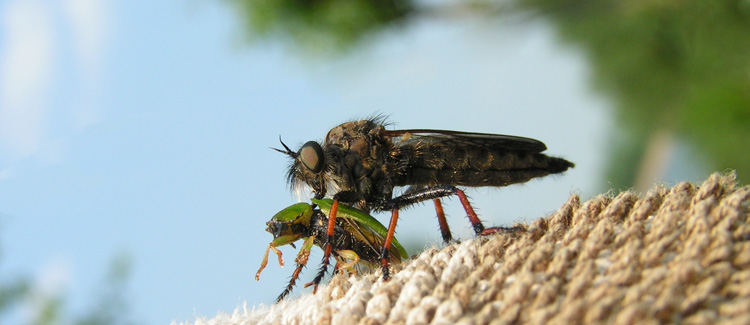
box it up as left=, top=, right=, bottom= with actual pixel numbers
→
left=395, top=138, right=574, bottom=188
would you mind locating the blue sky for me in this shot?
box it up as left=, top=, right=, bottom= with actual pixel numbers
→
left=0, top=1, right=610, bottom=323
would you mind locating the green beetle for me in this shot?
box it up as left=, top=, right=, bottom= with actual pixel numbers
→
left=255, top=198, right=408, bottom=302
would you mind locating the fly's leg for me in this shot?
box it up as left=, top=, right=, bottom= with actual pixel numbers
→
left=375, top=186, right=517, bottom=280
left=454, top=188, right=486, bottom=235
left=387, top=185, right=503, bottom=236
left=379, top=207, right=399, bottom=280
left=453, top=189, right=519, bottom=235
left=304, top=198, right=340, bottom=293
left=255, top=243, right=284, bottom=281
left=276, top=236, right=315, bottom=302
left=455, top=188, right=521, bottom=235
left=433, top=199, right=452, bottom=243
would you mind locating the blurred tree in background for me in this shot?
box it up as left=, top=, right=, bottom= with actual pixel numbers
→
left=0, top=248, right=135, bottom=325
left=0, top=275, right=29, bottom=319
left=518, top=0, right=750, bottom=190
left=229, top=0, right=750, bottom=190
left=230, top=0, right=414, bottom=51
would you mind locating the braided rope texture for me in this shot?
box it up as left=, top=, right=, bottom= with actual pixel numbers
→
left=194, top=172, right=750, bottom=324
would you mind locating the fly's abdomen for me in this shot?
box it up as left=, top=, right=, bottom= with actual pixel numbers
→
left=399, top=142, right=574, bottom=187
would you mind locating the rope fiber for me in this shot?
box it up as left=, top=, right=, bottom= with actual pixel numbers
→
left=190, top=172, right=750, bottom=324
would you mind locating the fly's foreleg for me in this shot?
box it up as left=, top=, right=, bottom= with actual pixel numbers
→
left=304, top=197, right=340, bottom=293
left=379, top=207, right=399, bottom=280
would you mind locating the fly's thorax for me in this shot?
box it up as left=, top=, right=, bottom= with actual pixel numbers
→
left=323, top=120, right=401, bottom=202
left=324, top=119, right=388, bottom=158
left=324, top=119, right=383, bottom=145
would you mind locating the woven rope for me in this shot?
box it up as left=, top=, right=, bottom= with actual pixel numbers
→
left=192, top=172, right=750, bottom=324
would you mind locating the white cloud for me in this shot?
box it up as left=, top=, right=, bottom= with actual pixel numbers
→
left=0, top=0, right=55, bottom=160
left=0, top=0, right=109, bottom=169
left=65, top=0, right=107, bottom=69
left=64, top=0, right=107, bottom=128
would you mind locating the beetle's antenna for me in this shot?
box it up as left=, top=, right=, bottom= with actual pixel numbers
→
left=271, top=136, right=298, bottom=158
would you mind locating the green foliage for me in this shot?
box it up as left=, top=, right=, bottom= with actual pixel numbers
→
left=520, top=0, right=750, bottom=188
left=0, top=279, right=29, bottom=315
left=0, top=251, right=134, bottom=325
left=74, top=253, right=135, bottom=325
left=229, top=0, right=750, bottom=187
left=230, top=0, right=413, bottom=51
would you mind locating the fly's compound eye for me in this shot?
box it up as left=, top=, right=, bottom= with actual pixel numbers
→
left=299, top=141, right=325, bottom=173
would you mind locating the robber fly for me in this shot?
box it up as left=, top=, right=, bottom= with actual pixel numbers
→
left=256, top=198, right=407, bottom=302
left=274, top=115, right=574, bottom=285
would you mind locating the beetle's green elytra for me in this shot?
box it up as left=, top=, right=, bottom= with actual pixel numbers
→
left=257, top=199, right=408, bottom=302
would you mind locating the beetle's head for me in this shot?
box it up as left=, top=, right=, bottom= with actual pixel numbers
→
left=265, top=202, right=315, bottom=245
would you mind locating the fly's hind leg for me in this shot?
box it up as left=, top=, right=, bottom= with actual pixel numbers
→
left=388, top=185, right=501, bottom=236
left=374, top=185, right=522, bottom=281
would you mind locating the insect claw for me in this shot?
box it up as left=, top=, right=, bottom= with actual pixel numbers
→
left=303, top=281, right=319, bottom=294
left=481, top=225, right=525, bottom=235
left=480, top=228, right=501, bottom=236
left=381, top=264, right=391, bottom=281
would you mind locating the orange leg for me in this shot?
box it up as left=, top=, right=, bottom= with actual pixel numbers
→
left=379, top=207, right=399, bottom=280
left=305, top=198, right=339, bottom=293
left=433, top=199, right=452, bottom=242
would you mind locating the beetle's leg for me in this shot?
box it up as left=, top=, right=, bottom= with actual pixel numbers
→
left=255, top=243, right=284, bottom=281
left=304, top=198, right=340, bottom=293
left=379, top=207, right=399, bottom=280
left=276, top=264, right=304, bottom=302
left=433, top=199, right=452, bottom=243
left=276, top=236, right=315, bottom=302
left=335, top=250, right=360, bottom=275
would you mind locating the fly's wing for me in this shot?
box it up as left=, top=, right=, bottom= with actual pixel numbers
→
left=381, top=129, right=573, bottom=188
left=313, top=198, right=408, bottom=261
left=385, top=129, right=547, bottom=153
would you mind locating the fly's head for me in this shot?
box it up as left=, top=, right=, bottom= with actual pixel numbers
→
left=273, top=138, right=329, bottom=199
left=265, top=202, right=314, bottom=246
